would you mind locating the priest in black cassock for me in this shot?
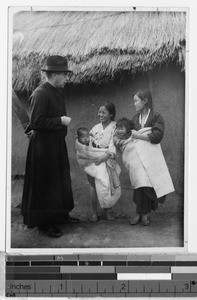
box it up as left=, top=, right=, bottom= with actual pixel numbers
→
left=21, top=56, right=78, bottom=238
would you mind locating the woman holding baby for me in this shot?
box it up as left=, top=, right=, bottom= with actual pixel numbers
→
left=76, top=102, right=121, bottom=222
left=76, top=90, right=174, bottom=226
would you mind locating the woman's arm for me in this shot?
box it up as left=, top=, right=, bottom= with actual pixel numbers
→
left=95, top=152, right=111, bottom=165
left=131, top=130, right=150, bottom=142
left=131, top=113, right=165, bottom=144
left=108, top=132, right=116, bottom=156
left=147, top=114, right=165, bottom=144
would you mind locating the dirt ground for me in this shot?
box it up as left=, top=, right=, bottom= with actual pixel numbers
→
left=10, top=178, right=184, bottom=249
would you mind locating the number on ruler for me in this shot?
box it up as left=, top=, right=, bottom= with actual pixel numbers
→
left=6, top=293, right=15, bottom=297
left=185, top=283, right=189, bottom=290
left=57, top=256, right=63, bottom=261
left=121, top=284, right=126, bottom=291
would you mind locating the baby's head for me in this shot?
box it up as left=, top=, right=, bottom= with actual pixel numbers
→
left=77, top=127, right=90, bottom=146
left=116, top=118, right=132, bottom=136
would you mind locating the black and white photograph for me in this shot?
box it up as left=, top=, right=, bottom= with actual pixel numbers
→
left=9, top=7, right=186, bottom=249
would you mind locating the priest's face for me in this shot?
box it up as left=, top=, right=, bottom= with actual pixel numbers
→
left=53, top=72, right=70, bottom=88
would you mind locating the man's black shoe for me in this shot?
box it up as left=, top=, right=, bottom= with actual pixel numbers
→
left=39, top=224, right=63, bottom=238
left=46, top=226, right=63, bottom=238
left=65, top=214, right=79, bottom=224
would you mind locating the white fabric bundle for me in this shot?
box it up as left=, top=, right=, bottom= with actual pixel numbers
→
left=75, top=140, right=121, bottom=208
left=122, top=127, right=175, bottom=198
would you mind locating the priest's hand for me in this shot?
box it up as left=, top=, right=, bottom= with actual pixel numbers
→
left=61, top=116, right=72, bottom=126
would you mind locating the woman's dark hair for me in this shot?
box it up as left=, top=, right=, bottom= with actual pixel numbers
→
left=102, top=102, right=116, bottom=121
left=135, top=89, right=153, bottom=109
left=116, top=117, right=132, bottom=133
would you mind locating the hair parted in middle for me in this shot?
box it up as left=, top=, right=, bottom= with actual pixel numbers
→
left=101, top=102, right=116, bottom=121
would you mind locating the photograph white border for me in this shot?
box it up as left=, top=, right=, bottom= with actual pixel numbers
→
left=5, top=4, right=189, bottom=255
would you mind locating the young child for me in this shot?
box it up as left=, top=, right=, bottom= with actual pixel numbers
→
left=77, top=127, right=91, bottom=146
left=113, top=117, right=133, bottom=152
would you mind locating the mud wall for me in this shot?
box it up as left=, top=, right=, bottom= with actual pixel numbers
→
left=12, top=62, right=185, bottom=215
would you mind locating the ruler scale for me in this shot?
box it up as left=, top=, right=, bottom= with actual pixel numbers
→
left=5, top=254, right=197, bottom=297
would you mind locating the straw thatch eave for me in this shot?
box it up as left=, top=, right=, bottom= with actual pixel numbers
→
left=12, top=11, right=186, bottom=92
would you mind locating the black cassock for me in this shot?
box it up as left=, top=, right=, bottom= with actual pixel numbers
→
left=21, top=82, right=74, bottom=228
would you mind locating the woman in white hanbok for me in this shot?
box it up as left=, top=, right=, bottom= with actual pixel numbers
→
left=87, top=102, right=121, bottom=222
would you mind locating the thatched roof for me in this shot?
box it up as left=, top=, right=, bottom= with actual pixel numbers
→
left=12, top=11, right=186, bottom=92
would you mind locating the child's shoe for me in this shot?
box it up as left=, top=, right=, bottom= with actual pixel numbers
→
left=141, top=215, right=150, bottom=226
left=130, top=214, right=141, bottom=225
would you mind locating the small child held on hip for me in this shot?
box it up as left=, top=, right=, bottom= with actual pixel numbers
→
left=113, top=117, right=133, bottom=152
left=77, top=127, right=91, bottom=146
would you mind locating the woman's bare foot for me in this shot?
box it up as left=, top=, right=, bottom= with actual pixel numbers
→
left=130, top=214, right=141, bottom=225
left=141, top=214, right=150, bottom=226
left=89, top=214, right=98, bottom=222
left=105, top=209, right=115, bottom=221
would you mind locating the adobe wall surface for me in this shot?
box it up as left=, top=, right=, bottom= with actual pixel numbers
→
left=11, top=62, right=185, bottom=215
